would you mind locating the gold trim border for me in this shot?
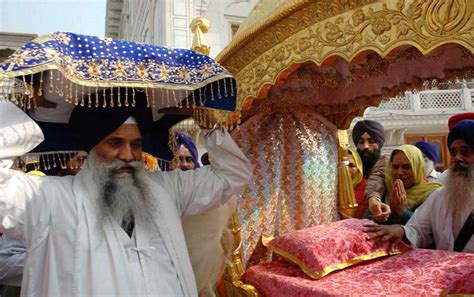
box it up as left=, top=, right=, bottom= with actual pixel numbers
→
left=0, top=64, right=234, bottom=91
left=217, top=0, right=314, bottom=64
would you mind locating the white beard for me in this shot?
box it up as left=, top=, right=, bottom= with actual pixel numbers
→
left=82, top=151, right=156, bottom=234
left=444, top=162, right=474, bottom=216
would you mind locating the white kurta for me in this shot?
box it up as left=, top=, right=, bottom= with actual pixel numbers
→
left=403, top=188, right=474, bottom=253
left=0, top=101, right=252, bottom=296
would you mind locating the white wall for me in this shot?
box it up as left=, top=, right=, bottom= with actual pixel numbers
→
left=0, top=0, right=106, bottom=36
left=115, top=0, right=257, bottom=56
left=119, top=0, right=193, bottom=48
left=200, top=0, right=258, bottom=57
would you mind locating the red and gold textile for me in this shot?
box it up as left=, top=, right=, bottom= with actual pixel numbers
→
left=354, top=180, right=368, bottom=219
left=232, top=108, right=339, bottom=265
left=263, top=219, right=410, bottom=279
left=245, top=249, right=474, bottom=296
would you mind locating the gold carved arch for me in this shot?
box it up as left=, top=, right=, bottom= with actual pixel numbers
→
left=216, top=0, right=474, bottom=128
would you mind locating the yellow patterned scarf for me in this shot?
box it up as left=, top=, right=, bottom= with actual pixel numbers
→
left=385, top=144, right=442, bottom=209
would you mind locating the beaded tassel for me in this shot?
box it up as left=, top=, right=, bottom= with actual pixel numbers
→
left=37, top=72, right=44, bottom=96
left=68, top=81, right=73, bottom=103
left=59, top=74, right=64, bottom=96
left=191, top=90, right=196, bottom=108
left=210, top=82, right=215, bottom=101
left=217, top=79, right=222, bottom=99
left=117, top=86, right=122, bottom=107
left=95, top=87, right=99, bottom=107
left=230, top=79, right=235, bottom=96
left=125, top=87, right=130, bottom=107
left=80, top=85, right=85, bottom=106
left=49, top=71, right=54, bottom=94
left=185, top=90, right=190, bottom=108
left=129, top=88, right=135, bottom=107
left=87, top=90, right=92, bottom=108
left=151, top=87, right=156, bottom=108
left=110, top=88, right=114, bottom=107
left=199, top=87, right=203, bottom=106
left=102, top=88, right=107, bottom=108
left=132, top=89, right=136, bottom=107
left=55, top=71, right=61, bottom=94
left=74, top=83, right=79, bottom=105
left=223, top=77, right=228, bottom=97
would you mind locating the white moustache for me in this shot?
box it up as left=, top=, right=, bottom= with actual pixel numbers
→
left=104, top=160, right=144, bottom=171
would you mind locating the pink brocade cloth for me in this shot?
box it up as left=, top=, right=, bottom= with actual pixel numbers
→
left=232, top=110, right=339, bottom=266
left=245, top=249, right=474, bottom=296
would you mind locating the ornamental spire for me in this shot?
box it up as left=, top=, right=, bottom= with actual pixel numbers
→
left=190, top=17, right=211, bottom=56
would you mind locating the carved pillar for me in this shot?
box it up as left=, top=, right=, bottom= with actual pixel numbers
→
left=337, top=130, right=358, bottom=218
left=412, top=92, right=421, bottom=112
left=462, top=83, right=472, bottom=110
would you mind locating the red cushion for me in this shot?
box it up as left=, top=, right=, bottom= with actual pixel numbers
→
left=245, top=249, right=474, bottom=296
left=263, top=219, right=410, bottom=279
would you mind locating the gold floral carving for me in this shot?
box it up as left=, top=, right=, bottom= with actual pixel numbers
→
left=236, top=0, right=290, bottom=34
left=218, top=0, right=376, bottom=72
left=218, top=0, right=473, bottom=126
left=237, top=46, right=473, bottom=129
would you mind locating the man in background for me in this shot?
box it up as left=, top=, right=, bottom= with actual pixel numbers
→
left=414, top=141, right=442, bottom=182
left=172, top=132, right=200, bottom=171
left=351, top=120, right=390, bottom=222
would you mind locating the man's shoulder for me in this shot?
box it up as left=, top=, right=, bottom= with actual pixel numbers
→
left=372, top=155, right=388, bottom=168
left=420, top=187, right=445, bottom=207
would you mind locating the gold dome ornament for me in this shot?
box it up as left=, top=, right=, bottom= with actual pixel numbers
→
left=190, top=17, right=211, bottom=56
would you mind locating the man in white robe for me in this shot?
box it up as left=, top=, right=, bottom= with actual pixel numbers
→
left=364, top=113, right=474, bottom=253
left=0, top=100, right=252, bottom=296
left=173, top=135, right=237, bottom=295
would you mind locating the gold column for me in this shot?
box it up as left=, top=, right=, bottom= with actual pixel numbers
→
left=337, top=129, right=358, bottom=218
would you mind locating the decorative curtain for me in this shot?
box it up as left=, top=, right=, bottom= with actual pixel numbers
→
left=232, top=107, right=339, bottom=265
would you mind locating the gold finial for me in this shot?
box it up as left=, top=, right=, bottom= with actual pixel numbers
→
left=190, top=17, right=211, bottom=56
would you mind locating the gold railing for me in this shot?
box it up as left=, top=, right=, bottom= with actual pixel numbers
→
left=222, top=212, right=260, bottom=297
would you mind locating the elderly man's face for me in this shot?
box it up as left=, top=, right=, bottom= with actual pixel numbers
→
left=173, top=146, right=195, bottom=171
left=93, top=124, right=143, bottom=174
left=356, top=132, right=379, bottom=155
left=449, top=139, right=474, bottom=172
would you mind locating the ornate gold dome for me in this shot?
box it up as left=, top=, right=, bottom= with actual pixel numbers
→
left=217, top=0, right=474, bottom=128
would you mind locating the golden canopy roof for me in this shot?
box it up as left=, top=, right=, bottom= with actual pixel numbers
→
left=217, top=0, right=474, bottom=128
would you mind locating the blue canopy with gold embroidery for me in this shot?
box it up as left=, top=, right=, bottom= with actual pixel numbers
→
left=0, top=32, right=236, bottom=114
left=0, top=32, right=238, bottom=171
